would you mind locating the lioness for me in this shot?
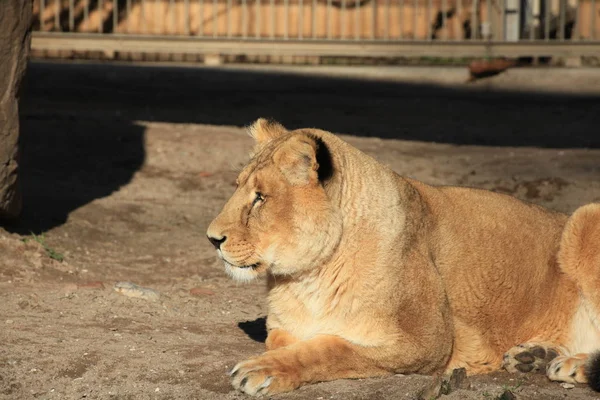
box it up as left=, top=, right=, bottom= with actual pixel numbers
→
left=206, top=118, right=600, bottom=396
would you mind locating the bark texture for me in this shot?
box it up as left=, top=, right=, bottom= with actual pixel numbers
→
left=0, top=0, right=32, bottom=219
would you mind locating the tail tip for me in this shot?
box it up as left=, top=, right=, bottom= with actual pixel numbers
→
left=586, top=351, right=600, bottom=392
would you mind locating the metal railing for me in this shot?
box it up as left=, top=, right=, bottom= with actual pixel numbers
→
left=31, top=0, right=600, bottom=59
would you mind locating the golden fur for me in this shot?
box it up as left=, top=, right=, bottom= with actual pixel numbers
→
left=206, top=119, right=600, bottom=396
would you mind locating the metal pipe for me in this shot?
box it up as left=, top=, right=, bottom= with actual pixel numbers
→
left=113, top=0, right=118, bottom=33
left=227, top=0, right=232, bottom=37
left=199, top=0, right=204, bottom=36
left=559, top=0, right=566, bottom=39
left=55, top=0, right=59, bottom=30
left=69, top=0, right=75, bottom=32
left=399, top=0, right=404, bottom=39
left=213, top=0, right=217, bottom=37
left=299, top=0, right=304, bottom=38
left=592, top=0, right=597, bottom=39
left=356, top=0, right=360, bottom=39
left=256, top=0, right=261, bottom=38
left=99, top=0, right=103, bottom=33
left=427, top=0, right=432, bottom=40
left=41, top=0, right=45, bottom=32
left=456, top=0, right=462, bottom=40
left=70, top=0, right=75, bottom=31
left=31, top=31, right=600, bottom=57
left=127, top=0, right=132, bottom=33
left=243, top=0, right=248, bottom=38
left=285, top=0, right=289, bottom=39
left=312, top=0, right=317, bottom=38
left=545, top=0, right=549, bottom=39
left=471, top=0, right=477, bottom=40
left=141, top=0, right=145, bottom=33
left=442, top=0, right=448, bottom=39
left=413, top=0, right=418, bottom=39
left=529, top=0, right=534, bottom=40
left=155, top=0, right=160, bottom=34
left=572, top=0, right=579, bottom=40
left=486, top=0, right=491, bottom=39
left=385, top=0, right=390, bottom=39
left=184, top=0, right=190, bottom=35
left=270, top=0, right=275, bottom=39
left=372, top=0, right=377, bottom=39
left=341, top=0, right=346, bottom=38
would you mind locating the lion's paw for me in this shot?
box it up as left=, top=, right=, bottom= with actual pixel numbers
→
left=547, top=354, right=588, bottom=384
left=230, top=356, right=300, bottom=396
left=502, top=343, right=559, bottom=374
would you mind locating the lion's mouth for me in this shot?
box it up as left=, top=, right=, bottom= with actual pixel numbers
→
left=222, top=257, right=260, bottom=270
left=238, top=263, right=259, bottom=269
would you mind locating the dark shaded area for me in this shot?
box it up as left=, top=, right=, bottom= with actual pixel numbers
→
left=23, top=61, right=600, bottom=148
left=238, top=317, right=267, bottom=343
left=2, top=113, right=145, bottom=234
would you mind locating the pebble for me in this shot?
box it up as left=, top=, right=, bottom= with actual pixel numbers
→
left=189, top=287, right=215, bottom=297
left=62, top=284, right=79, bottom=294
left=5, top=320, right=13, bottom=324
left=560, top=383, right=575, bottom=389
left=78, top=281, right=105, bottom=290
left=113, top=282, right=160, bottom=301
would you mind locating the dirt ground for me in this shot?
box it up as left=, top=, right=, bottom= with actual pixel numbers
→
left=2, top=61, right=600, bottom=400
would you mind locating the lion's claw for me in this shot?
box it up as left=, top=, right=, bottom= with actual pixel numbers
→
left=229, top=357, right=299, bottom=396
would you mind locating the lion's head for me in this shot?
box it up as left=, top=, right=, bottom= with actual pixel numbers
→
left=206, top=119, right=343, bottom=282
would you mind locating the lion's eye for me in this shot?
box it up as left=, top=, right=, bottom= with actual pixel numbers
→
left=252, top=192, right=265, bottom=207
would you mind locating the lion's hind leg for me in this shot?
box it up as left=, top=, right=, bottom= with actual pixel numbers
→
left=558, top=203, right=600, bottom=315
left=502, top=343, right=560, bottom=374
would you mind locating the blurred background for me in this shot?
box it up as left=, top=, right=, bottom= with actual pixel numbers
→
left=29, top=0, right=600, bottom=65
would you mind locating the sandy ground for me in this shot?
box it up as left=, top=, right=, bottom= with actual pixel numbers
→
left=2, top=62, right=600, bottom=400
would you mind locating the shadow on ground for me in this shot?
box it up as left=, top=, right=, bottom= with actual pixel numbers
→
left=23, top=61, right=600, bottom=148
left=4, top=116, right=145, bottom=234
left=238, top=317, right=268, bottom=343
left=6, top=60, right=600, bottom=234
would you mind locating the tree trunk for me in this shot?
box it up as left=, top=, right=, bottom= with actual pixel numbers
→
left=0, top=0, right=32, bottom=219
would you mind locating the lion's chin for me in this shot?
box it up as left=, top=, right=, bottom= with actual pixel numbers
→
left=223, top=260, right=262, bottom=283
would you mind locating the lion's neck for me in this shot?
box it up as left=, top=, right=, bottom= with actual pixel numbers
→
left=322, top=134, right=410, bottom=243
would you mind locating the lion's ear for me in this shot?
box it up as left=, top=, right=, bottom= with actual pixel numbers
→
left=247, top=118, right=288, bottom=146
left=273, top=135, right=320, bottom=186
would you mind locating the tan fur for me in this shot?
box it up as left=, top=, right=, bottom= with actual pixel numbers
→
left=206, top=119, right=600, bottom=396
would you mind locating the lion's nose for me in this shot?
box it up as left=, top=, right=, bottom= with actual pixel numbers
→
left=207, top=235, right=227, bottom=250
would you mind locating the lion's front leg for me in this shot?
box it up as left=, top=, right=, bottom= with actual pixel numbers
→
left=265, top=328, right=298, bottom=351
left=230, top=335, right=392, bottom=396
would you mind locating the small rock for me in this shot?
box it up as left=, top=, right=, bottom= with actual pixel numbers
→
left=190, top=287, right=215, bottom=297
left=113, top=282, right=160, bottom=301
left=198, top=171, right=213, bottom=178
left=447, top=367, right=468, bottom=391
left=62, top=284, right=78, bottom=294
left=560, top=383, right=575, bottom=389
left=419, top=374, right=443, bottom=400
left=498, top=390, right=517, bottom=400
left=5, top=319, right=13, bottom=324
